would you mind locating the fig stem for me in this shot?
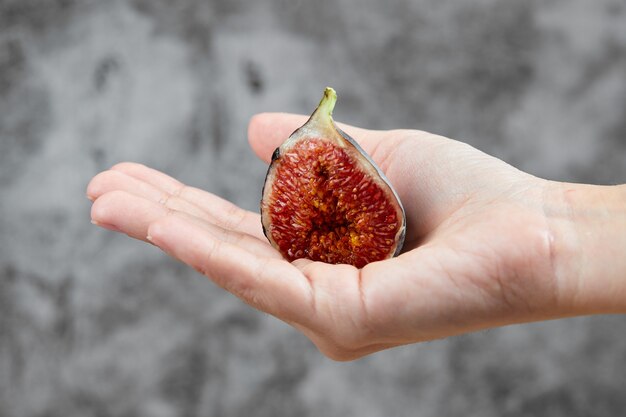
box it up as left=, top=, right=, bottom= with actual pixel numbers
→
left=313, top=87, right=337, bottom=122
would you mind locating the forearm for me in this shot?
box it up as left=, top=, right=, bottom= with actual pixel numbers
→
left=547, top=182, right=626, bottom=314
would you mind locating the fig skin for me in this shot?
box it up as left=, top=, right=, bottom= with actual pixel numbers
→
left=260, top=87, right=406, bottom=268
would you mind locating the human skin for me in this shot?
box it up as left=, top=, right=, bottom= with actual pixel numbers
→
left=87, top=113, right=626, bottom=361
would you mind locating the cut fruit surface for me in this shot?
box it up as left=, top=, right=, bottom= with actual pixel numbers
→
left=261, top=88, right=405, bottom=268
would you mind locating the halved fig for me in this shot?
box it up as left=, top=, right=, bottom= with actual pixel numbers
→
left=260, top=87, right=406, bottom=268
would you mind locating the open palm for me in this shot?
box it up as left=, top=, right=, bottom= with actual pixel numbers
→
left=88, top=113, right=565, bottom=360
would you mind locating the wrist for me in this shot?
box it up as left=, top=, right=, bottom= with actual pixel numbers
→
left=545, top=182, right=626, bottom=315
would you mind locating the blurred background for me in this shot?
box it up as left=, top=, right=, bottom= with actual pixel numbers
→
left=1, top=0, right=625, bottom=415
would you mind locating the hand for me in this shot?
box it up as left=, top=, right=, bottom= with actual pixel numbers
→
left=87, top=113, right=626, bottom=360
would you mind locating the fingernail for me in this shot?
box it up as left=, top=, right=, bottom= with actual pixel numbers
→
left=146, top=234, right=153, bottom=242
left=86, top=194, right=95, bottom=202
left=91, top=219, right=121, bottom=232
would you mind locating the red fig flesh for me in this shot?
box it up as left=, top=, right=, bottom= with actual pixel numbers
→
left=261, top=88, right=406, bottom=268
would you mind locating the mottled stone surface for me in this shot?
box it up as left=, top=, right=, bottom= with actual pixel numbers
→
left=1, top=1, right=625, bottom=416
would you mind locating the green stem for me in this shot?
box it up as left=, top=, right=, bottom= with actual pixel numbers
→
left=314, top=87, right=337, bottom=122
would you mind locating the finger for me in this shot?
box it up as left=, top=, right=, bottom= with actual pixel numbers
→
left=90, top=190, right=211, bottom=242
left=173, top=186, right=265, bottom=240
left=110, top=162, right=184, bottom=195
left=87, top=169, right=163, bottom=202
left=88, top=168, right=253, bottom=234
left=90, top=190, right=169, bottom=241
left=88, top=173, right=213, bottom=226
left=182, top=214, right=282, bottom=259
left=247, top=112, right=387, bottom=164
left=87, top=170, right=207, bottom=221
left=91, top=190, right=279, bottom=258
left=109, top=162, right=266, bottom=240
left=147, top=215, right=314, bottom=323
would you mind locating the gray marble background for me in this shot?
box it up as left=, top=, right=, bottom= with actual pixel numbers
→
left=1, top=0, right=626, bottom=416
